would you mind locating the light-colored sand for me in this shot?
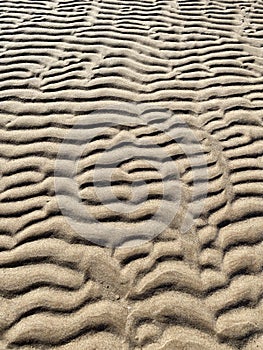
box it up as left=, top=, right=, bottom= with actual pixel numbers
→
left=0, top=0, right=263, bottom=349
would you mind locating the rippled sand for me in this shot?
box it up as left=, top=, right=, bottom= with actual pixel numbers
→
left=0, top=0, right=263, bottom=349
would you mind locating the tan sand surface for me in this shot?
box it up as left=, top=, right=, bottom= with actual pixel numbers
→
left=0, top=0, right=263, bottom=349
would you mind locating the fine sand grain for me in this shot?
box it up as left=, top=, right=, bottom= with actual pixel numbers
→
left=0, top=0, right=263, bottom=349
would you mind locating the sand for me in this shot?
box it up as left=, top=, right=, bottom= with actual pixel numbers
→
left=0, top=0, right=263, bottom=349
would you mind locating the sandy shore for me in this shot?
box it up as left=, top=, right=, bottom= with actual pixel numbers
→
left=0, top=0, right=263, bottom=349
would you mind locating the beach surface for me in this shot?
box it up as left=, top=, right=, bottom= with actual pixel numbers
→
left=0, top=0, right=263, bottom=349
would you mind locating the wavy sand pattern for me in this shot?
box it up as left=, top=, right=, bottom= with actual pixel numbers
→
left=0, top=0, right=263, bottom=349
